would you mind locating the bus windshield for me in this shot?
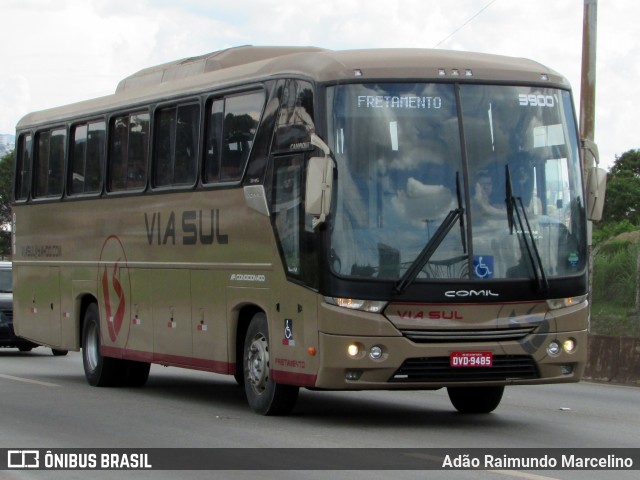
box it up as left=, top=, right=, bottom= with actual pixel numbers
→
left=326, top=83, right=586, bottom=282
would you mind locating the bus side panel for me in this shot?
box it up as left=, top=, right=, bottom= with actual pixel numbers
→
left=121, top=269, right=154, bottom=362
left=192, top=269, right=229, bottom=372
left=13, top=265, right=62, bottom=348
left=151, top=269, right=192, bottom=360
left=269, top=284, right=320, bottom=388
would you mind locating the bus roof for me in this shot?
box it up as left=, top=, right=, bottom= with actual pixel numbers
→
left=17, top=45, right=569, bottom=129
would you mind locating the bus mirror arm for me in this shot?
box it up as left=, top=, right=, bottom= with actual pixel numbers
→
left=310, top=133, right=331, bottom=156
left=306, top=135, right=334, bottom=228
left=582, top=139, right=607, bottom=222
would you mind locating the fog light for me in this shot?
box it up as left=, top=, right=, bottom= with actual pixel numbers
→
left=345, top=370, right=362, bottom=380
left=347, top=344, right=360, bottom=358
left=560, top=365, right=573, bottom=375
left=563, top=338, right=576, bottom=353
left=547, top=341, right=561, bottom=356
left=369, top=345, right=383, bottom=360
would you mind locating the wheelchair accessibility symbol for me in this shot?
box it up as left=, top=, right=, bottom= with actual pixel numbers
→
left=473, top=255, right=494, bottom=279
left=283, top=319, right=295, bottom=346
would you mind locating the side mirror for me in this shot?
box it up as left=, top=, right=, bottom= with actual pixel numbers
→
left=582, top=138, right=607, bottom=221
left=586, top=166, right=607, bottom=221
left=305, top=134, right=333, bottom=228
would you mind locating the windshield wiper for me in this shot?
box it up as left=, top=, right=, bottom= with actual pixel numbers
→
left=454, top=171, right=467, bottom=255
left=394, top=173, right=467, bottom=295
left=505, top=165, right=549, bottom=292
left=394, top=207, right=463, bottom=295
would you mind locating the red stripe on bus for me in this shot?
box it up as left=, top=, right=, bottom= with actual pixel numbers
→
left=100, top=346, right=315, bottom=386
left=271, top=369, right=317, bottom=388
left=101, top=345, right=231, bottom=375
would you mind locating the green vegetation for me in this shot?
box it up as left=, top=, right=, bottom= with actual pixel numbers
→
left=591, top=240, right=640, bottom=337
left=0, top=150, right=14, bottom=258
left=590, top=149, right=640, bottom=337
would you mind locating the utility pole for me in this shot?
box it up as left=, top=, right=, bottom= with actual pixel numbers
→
left=579, top=0, right=598, bottom=173
left=580, top=0, right=599, bottom=300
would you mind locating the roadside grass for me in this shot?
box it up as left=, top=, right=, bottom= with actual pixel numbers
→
left=591, top=237, right=640, bottom=337
left=589, top=301, right=640, bottom=337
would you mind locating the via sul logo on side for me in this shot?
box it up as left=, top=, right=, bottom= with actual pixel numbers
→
left=98, top=235, right=131, bottom=342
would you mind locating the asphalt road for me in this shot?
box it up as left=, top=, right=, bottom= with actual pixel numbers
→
left=0, top=347, right=638, bottom=480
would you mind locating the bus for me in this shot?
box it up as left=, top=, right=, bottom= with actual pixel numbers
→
left=12, top=46, right=606, bottom=415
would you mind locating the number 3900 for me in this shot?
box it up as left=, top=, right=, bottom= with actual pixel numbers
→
left=519, top=94, right=555, bottom=107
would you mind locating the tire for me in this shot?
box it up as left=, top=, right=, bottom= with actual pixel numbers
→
left=233, top=368, right=245, bottom=387
left=81, top=303, right=124, bottom=387
left=243, top=312, right=298, bottom=415
left=51, top=349, right=68, bottom=356
left=122, top=359, right=151, bottom=387
left=18, top=346, right=33, bottom=352
left=447, top=386, right=505, bottom=414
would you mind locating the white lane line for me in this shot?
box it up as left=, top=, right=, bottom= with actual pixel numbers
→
left=0, top=373, right=60, bottom=387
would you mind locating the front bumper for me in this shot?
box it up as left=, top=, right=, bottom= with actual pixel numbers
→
left=313, top=329, right=587, bottom=390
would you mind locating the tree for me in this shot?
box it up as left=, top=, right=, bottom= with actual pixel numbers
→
left=600, top=149, right=640, bottom=226
left=609, top=148, right=640, bottom=178
left=0, top=150, right=14, bottom=257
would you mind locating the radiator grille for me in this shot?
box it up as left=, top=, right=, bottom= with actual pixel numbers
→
left=400, top=327, right=535, bottom=343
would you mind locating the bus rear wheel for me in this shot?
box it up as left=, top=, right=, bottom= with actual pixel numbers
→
left=82, top=303, right=121, bottom=387
left=447, top=386, right=504, bottom=414
left=82, top=303, right=150, bottom=387
left=243, top=312, right=298, bottom=415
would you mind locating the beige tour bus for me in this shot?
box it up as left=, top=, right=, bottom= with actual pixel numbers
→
left=13, top=46, right=606, bottom=415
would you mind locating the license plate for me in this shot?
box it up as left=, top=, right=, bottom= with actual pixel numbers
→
left=450, top=351, right=493, bottom=367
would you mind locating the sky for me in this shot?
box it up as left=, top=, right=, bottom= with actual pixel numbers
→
left=0, top=0, right=636, bottom=170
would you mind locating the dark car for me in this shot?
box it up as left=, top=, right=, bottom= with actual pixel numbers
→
left=0, top=261, right=38, bottom=351
left=0, top=262, right=67, bottom=355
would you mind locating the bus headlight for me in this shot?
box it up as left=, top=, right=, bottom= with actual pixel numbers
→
left=547, top=341, right=561, bottom=356
left=369, top=345, right=383, bottom=360
left=347, top=343, right=360, bottom=358
left=563, top=338, right=576, bottom=353
left=325, top=297, right=387, bottom=313
left=547, top=338, right=577, bottom=356
left=546, top=295, right=588, bottom=310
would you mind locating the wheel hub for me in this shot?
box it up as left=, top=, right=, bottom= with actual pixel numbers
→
left=85, top=322, right=100, bottom=372
left=247, top=334, right=269, bottom=394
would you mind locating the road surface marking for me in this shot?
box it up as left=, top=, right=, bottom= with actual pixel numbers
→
left=0, top=373, right=60, bottom=387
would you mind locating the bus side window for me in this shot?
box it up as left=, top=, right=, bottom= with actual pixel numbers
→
left=204, top=99, right=223, bottom=183
left=70, top=120, right=105, bottom=195
left=154, top=107, right=177, bottom=187
left=204, top=91, right=265, bottom=184
left=271, top=80, right=315, bottom=154
left=153, top=103, right=200, bottom=188
left=33, top=128, right=65, bottom=198
left=85, top=121, right=105, bottom=192
left=222, top=92, right=264, bottom=182
left=174, top=104, right=199, bottom=185
left=15, top=133, right=32, bottom=201
left=108, top=112, right=149, bottom=192
left=71, top=124, right=88, bottom=193
left=273, top=155, right=303, bottom=276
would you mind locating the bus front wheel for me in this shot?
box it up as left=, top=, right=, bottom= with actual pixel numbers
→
left=447, top=385, right=504, bottom=414
left=243, top=312, right=299, bottom=415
